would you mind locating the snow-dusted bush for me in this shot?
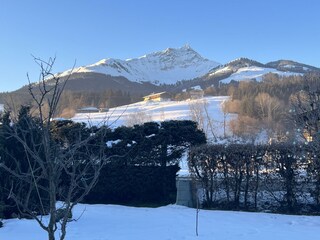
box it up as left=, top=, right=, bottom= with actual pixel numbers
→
left=189, top=142, right=318, bottom=214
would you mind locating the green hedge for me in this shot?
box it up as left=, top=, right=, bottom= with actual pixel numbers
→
left=83, top=165, right=179, bottom=206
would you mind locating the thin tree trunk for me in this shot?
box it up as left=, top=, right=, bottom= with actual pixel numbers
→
left=244, top=161, right=250, bottom=208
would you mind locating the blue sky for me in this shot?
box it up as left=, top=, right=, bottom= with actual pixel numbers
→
left=1, top=0, right=320, bottom=92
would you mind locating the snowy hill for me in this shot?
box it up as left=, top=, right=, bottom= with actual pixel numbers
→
left=59, top=45, right=220, bottom=85
left=204, top=58, right=305, bottom=84
left=218, top=65, right=297, bottom=84
left=266, top=59, right=320, bottom=73
left=1, top=203, right=319, bottom=240
left=72, top=96, right=235, bottom=139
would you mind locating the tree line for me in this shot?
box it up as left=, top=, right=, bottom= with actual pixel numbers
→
left=210, top=73, right=320, bottom=140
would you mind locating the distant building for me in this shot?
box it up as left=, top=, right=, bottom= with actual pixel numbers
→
left=143, top=92, right=171, bottom=102
left=99, top=108, right=109, bottom=113
left=77, top=107, right=100, bottom=113
left=189, top=89, right=204, bottom=99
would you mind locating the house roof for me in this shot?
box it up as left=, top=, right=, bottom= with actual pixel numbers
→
left=77, top=107, right=99, bottom=111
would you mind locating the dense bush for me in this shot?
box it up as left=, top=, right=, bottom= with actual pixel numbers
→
left=0, top=201, right=4, bottom=219
left=84, top=165, right=179, bottom=206
left=1, top=116, right=204, bottom=218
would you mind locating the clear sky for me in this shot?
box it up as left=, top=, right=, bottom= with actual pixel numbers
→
left=1, top=0, right=320, bottom=92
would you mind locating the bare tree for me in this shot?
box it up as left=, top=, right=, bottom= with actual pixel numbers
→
left=229, top=115, right=260, bottom=142
left=255, top=92, right=283, bottom=124
left=189, top=99, right=218, bottom=141
left=221, top=99, right=230, bottom=138
left=124, top=110, right=152, bottom=127
left=290, top=73, right=320, bottom=143
left=0, top=57, right=111, bottom=240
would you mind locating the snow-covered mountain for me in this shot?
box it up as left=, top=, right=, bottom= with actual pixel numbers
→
left=206, top=58, right=298, bottom=84
left=200, top=57, right=320, bottom=86
left=7, top=47, right=320, bottom=104
left=59, top=45, right=220, bottom=85
left=57, top=48, right=320, bottom=90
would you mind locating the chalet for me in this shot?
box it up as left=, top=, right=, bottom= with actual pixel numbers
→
left=295, top=108, right=320, bottom=142
left=99, top=108, right=109, bottom=113
left=143, top=92, right=171, bottom=102
left=77, top=107, right=100, bottom=113
left=189, top=89, right=204, bottom=99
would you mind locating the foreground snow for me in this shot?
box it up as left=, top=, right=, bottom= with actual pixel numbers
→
left=1, top=204, right=319, bottom=240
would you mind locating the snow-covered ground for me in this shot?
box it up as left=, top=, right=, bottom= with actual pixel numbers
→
left=72, top=96, right=235, bottom=139
left=1, top=203, right=319, bottom=240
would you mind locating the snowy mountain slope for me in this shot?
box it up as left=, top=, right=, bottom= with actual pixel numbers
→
left=71, top=96, right=235, bottom=139
left=58, top=45, right=220, bottom=85
left=38, top=49, right=320, bottom=97
left=266, top=60, right=320, bottom=73
left=1, top=203, right=319, bottom=240
left=203, top=58, right=305, bottom=85
left=219, top=66, right=297, bottom=84
left=54, top=49, right=320, bottom=91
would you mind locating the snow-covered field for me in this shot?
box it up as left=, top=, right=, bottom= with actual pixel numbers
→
left=72, top=96, right=235, bottom=139
left=1, top=203, right=319, bottom=240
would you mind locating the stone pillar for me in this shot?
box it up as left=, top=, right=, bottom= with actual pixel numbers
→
left=176, top=176, right=194, bottom=207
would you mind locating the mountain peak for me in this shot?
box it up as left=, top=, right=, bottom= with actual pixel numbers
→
left=146, top=45, right=205, bottom=60
left=163, top=44, right=192, bottom=52
left=164, top=44, right=195, bottom=52
left=182, top=43, right=192, bottom=49
left=62, top=46, right=220, bottom=85
left=55, top=46, right=221, bottom=86
left=226, top=58, right=264, bottom=68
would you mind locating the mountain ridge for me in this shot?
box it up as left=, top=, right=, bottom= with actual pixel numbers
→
left=58, top=45, right=220, bottom=85
left=2, top=46, right=320, bottom=108
left=54, top=46, right=320, bottom=90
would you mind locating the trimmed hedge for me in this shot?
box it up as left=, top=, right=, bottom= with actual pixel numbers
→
left=83, top=165, right=179, bottom=206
